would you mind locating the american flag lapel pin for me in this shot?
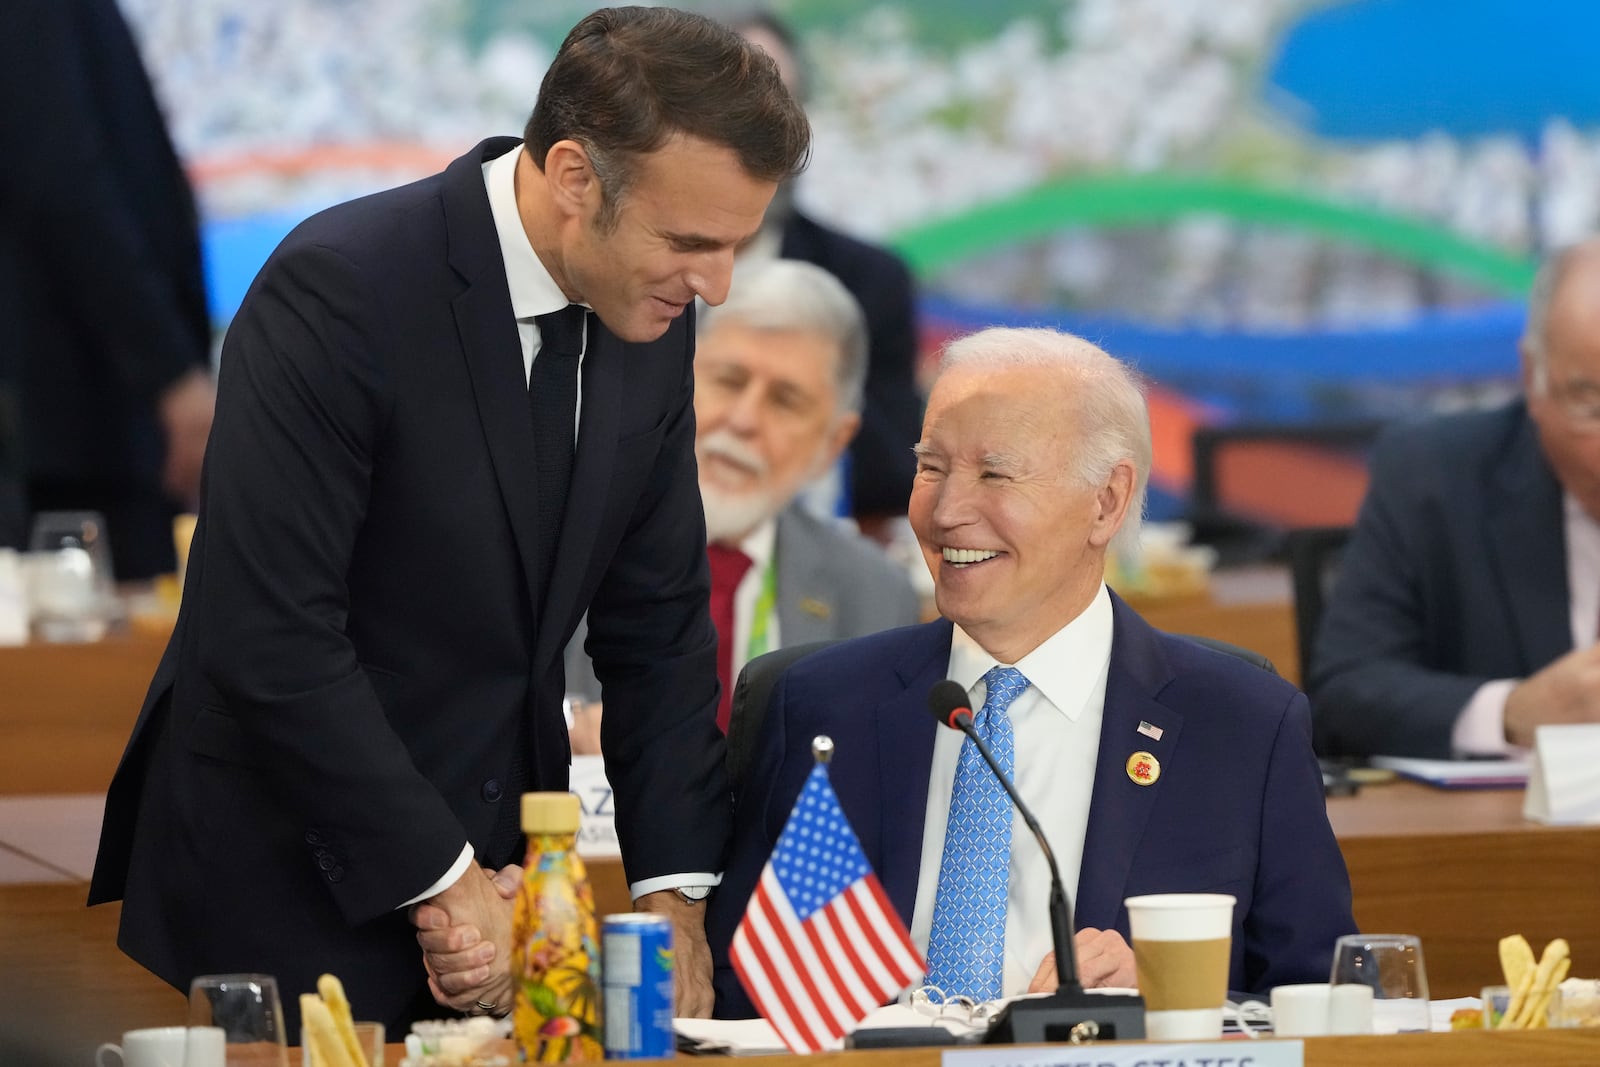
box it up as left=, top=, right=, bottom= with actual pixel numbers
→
left=1137, top=720, right=1163, bottom=741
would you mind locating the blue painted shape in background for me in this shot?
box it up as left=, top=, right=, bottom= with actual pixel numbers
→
left=201, top=210, right=310, bottom=324
left=1266, top=0, right=1600, bottom=141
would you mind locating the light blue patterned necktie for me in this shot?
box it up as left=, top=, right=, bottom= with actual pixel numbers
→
left=924, top=665, right=1030, bottom=1001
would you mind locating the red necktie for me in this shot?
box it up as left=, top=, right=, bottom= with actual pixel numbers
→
left=707, top=542, right=754, bottom=733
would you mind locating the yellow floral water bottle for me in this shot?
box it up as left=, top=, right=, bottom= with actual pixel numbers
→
left=511, top=792, right=602, bottom=1061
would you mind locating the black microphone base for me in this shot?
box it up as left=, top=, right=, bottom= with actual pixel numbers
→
left=983, top=990, right=1147, bottom=1045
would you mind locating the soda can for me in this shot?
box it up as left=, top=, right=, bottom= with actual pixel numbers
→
left=601, top=912, right=674, bottom=1058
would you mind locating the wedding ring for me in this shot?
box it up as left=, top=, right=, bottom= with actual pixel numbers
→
left=473, top=999, right=501, bottom=1016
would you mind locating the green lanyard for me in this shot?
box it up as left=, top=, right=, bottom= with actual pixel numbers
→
left=745, top=552, right=779, bottom=663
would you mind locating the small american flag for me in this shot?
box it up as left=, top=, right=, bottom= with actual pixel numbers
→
left=730, top=763, right=923, bottom=1052
left=1137, top=720, right=1164, bottom=741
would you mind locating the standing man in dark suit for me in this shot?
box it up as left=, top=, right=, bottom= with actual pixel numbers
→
left=731, top=12, right=923, bottom=530
left=89, top=7, right=810, bottom=1035
left=1312, top=238, right=1600, bottom=758
left=707, top=327, right=1353, bottom=1013
left=0, top=0, right=215, bottom=579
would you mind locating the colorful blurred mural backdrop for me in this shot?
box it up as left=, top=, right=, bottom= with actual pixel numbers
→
left=123, top=0, right=1600, bottom=528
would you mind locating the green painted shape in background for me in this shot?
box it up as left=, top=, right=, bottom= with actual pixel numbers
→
left=889, top=173, right=1539, bottom=296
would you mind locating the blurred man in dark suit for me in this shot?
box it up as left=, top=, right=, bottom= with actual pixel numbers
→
left=0, top=0, right=215, bottom=580
left=730, top=11, right=923, bottom=531
left=1313, top=238, right=1600, bottom=757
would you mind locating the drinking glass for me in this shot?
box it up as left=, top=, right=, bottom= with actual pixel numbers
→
left=1329, top=934, right=1431, bottom=1034
left=188, top=974, right=289, bottom=1066
left=27, top=510, right=116, bottom=641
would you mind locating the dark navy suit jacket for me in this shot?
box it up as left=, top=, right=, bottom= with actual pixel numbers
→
left=708, top=593, right=1355, bottom=1015
left=1310, top=401, right=1568, bottom=758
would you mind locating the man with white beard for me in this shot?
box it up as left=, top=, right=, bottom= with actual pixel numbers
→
left=565, top=259, right=921, bottom=752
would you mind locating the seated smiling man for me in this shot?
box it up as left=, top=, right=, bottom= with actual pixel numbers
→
left=707, top=326, right=1355, bottom=1013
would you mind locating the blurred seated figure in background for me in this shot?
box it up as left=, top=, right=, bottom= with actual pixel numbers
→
left=708, top=326, right=1353, bottom=1015
left=1312, top=238, right=1600, bottom=758
left=727, top=10, right=923, bottom=536
left=564, top=259, right=921, bottom=753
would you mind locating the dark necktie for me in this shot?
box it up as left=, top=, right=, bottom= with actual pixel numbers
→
left=487, top=303, right=585, bottom=867
left=707, top=542, right=754, bottom=733
left=529, top=304, right=586, bottom=601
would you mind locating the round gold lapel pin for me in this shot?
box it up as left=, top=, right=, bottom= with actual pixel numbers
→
left=1126, top=750, right=1161, bottom=786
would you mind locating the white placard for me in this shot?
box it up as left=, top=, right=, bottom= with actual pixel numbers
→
left=941, top=1040, right=1303, bottom=1067
left=570, top=754, right=621, bottom=857
left=1524, top=724, right=1600, bottom=824
left=0, top=550, right=26, bottom=645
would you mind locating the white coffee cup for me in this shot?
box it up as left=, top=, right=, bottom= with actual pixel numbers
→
left=96, top=1026, right=225, bottom=1067
left=1126, top=893, right=1237, bottom=1041
left=1270, top=982, right=1374, bottom=1036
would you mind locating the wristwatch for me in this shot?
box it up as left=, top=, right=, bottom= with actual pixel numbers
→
left=674, top=885, right=713, bottom=905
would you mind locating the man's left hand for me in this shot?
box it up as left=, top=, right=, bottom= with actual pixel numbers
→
left=634, top=889, right=714, bottom=1017
left=1027, top=927, right=1137, bottom=993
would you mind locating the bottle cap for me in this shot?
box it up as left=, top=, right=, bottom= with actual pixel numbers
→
left=521, top=791, right=581, bottom=833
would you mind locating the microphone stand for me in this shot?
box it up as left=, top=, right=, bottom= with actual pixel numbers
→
left=950, top=713, right=1146, bottom=1044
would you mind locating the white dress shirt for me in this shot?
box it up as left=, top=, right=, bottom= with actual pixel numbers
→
left=909, top=584, right=1114, bottom=997
left=1453, top=491, right=1600, bottom=755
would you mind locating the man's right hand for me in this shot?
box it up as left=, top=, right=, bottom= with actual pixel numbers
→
left=1505, top=644, right=1600, bottom=747
left=410, top=863, right=519, bottom=1015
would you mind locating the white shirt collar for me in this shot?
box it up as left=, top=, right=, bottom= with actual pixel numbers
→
left=483, top=144, right=574, bottom=321
left=946, top=583, right=1116, bottom=722
left=716, top=517, right=778, bottom=572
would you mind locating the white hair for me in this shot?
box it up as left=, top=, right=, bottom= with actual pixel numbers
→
left=938, top=326, right=1151, bottom=554
left=1522, top=240, right=1597, bottom=394
left=699, top=258, right=868, bottom=414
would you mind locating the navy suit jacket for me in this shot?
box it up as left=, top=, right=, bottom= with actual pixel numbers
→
left=1309, top=401, right=1569, bottom=757
left=708, top=594, right=1355, bottom=1016
left=89, top=139, right=726, bottom=1035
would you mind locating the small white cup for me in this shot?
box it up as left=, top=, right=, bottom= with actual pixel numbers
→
left=1271, top=983, right=1332, bottom=1037
left=1268, top=982, right=1374, bottom=1036
left=96, top=1026, right=225, bottom=1067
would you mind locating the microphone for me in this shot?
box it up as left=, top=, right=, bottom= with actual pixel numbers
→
left=926, top=680, right=1145, bottom=1044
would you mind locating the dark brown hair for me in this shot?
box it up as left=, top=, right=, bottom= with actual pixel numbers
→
left=524, top=6, right=811, bottom=227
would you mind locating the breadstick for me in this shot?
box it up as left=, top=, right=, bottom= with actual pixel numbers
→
left=1509, top=939, right=1571, bottom=1029
left=1525, top=956, right=1573, bottom=1030
left=317, top=973, right=369, bottom=1067
left=1499, top=934, right=1535, bottom=993
left=1499, top=964, right=1537, bottom=1029
left=301, top=995, right=360, bottom=1067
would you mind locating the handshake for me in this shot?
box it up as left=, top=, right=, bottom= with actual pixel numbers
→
left=409, top=863, right=525, bottom=1017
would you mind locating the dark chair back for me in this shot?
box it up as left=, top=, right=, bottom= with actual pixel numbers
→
left=1175, top=633, right=1278, bottom=675
left=1285, top=525, right=1353, bottom=684
left=726, top=640, right=839, bottom=795
left=1187, top=420, right=1383, bottom=563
